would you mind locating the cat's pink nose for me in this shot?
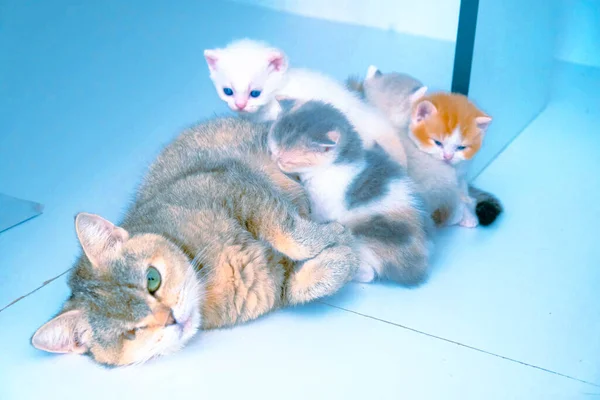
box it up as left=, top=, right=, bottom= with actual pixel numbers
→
left=235, top=99, right=248, bottom=110
left=443, top=152, right=454, bottom=161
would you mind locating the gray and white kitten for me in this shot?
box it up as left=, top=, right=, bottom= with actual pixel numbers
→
left=268, top=100, right=431, bottom=285
left=349, top=66, right=503, bottom=226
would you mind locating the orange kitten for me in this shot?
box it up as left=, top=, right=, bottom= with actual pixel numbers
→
left=355, top=67, right=502, bottom=227
left=410, top=92, right=492, bottom=227
left=411, top=93, right=490, bottom=163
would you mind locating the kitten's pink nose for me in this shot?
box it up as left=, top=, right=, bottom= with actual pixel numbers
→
left=235, top=99, right=248, bottom=110
left=443, top=152, right=454, bottom=161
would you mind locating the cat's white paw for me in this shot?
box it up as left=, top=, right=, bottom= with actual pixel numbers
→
left=353, top=264, right=376, bottom=283
left=447, top=205, right=464, bottom=226
left=459, top=209, right=479, bottom=228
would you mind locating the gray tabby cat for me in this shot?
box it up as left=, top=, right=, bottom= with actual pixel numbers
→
left=268, top=100, right=431, bottom=284
left=31, top=118, right=359, bottom=366
left=348, top=67, right=503, bottom=226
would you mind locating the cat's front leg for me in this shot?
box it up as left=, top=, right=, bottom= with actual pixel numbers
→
left=454, top=177, right=477, bottom=228
left=456, top=186, right=478, bottom=228
left=456, top=177, right=478, bottom=227
left=245, top=194, right=354, bottom=261
left=458, top=202, right=479, bottom=228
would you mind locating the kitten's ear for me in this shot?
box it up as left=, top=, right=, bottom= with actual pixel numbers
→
left=475, top=116, right=492, bottom=133
left=409, top=86, right=428, bottom=104
left=319, top=130, right=341, bottom=148
left=75, top=212, right=129, bottom=267
left=268, top=51, right=288, bottom=73
left=412, top=100, right=437, bottom=124
left=32, top=310, right=90, bottom=354
left=276, top=97, right=296, bottom=114
left=204, top=49, right=220, bottom=72
left=366, top=65, right=382, bottom=80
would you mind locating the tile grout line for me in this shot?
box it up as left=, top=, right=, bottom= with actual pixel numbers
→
left=0, top=269, right=71, bottom=313
left=318, top=300, right=600, bottom=388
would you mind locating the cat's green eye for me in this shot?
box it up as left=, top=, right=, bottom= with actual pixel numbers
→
left=146, top=266, right=161, bottom=294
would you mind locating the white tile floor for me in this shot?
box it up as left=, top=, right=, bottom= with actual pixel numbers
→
left=0, top=274, right=593, bottom=400
left=325, top=63, right=600, bottom=386
left=1, top=1, right=599, bottom=399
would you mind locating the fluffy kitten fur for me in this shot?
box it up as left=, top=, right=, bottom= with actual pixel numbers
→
left=204, top=39, right=409, bottom=167
left=32, top=118, right=360, bottom=366
left=352, top=66, right=502, bottom=227
left=269, top=100, right=431, bottom=284
left=347, top=66, right=427, bottom=129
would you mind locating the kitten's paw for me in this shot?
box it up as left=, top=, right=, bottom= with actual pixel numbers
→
left=444, top=204, right=463, bottom=226
left=353, top=264, right=376, bottom=283
left=287, top=244, right=360, bottom=304
left=290, top=219, right=352, bottom=260
left=316, top=221, right=353, bottom=247
left=459, top=210, right=479, bottom=228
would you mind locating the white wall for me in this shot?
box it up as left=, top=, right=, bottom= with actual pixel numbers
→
left=230, top=0, right=460, bottom=42
left=555, top=0, right=600, bottom=67
left=467, top=0, right=557, bottom=179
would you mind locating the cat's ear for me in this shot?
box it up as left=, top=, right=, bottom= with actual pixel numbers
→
left=32, top=309, right=90, bottom=354
left=75, top=213, right=129, bottom=267
left=319, top=130, right=341, bottom=150
left=366, top=65, right=382, bottom=80
left=275, top=96, right=305, bottom=114
left=412, top=100, right=437, bottom=124
left=204, top=49, right=220, bottom=72
left=475, top=116, right=492, bottom=133
left=409, top=86, right=428, bottom=104
left=276, top=97, right=296, bottom=114
left=267, top=51, right=288, bottom=73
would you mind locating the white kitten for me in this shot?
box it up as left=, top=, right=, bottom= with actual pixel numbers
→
left=204, top=39, right=408, bottom=167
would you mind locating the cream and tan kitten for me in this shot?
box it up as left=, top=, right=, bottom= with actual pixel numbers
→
left=31, top=118, right=360, bottom=366
left=269, top=99, right=431, bottom=284
left=353, top=67, right=502, bottom=227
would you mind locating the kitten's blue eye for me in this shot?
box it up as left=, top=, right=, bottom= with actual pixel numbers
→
left=223, top=87, right=234, bottom=96
left=433, top=140, right=443, bottom=147
left=456, top=145, right=467, bottom=151
left=250, top=90, right=261, bottom=98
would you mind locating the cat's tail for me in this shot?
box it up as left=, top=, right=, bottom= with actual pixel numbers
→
left=346, top=65, right=382, bottom=95
left=468, top=185, right=503, bottom=226
left=345, top=75, right=365, bottom=96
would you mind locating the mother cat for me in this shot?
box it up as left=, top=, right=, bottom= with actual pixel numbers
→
left=31, top=118, right=359, bottom=366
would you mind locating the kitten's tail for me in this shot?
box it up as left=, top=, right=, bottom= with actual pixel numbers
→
left=345, top=75, right=364, bottom=96
left=468, top=185, right=503, bottom=226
